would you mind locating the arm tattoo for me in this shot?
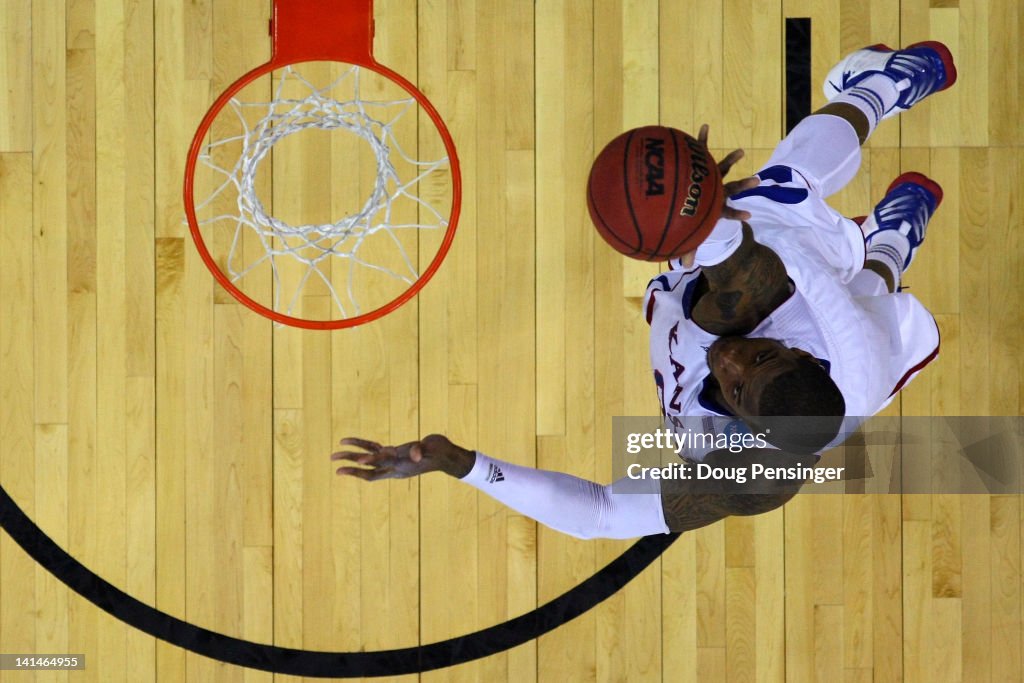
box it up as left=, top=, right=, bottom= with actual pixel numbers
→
left=714, top=290, right=742, bottom=321
left=659, top=449, right=805, bottom=532
left=660, top=487, right=798, bottom=533
left=692, top=224, right=791, bottom=335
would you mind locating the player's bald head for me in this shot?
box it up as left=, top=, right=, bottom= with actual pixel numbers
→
left=753, top=359, right=846, bottom=453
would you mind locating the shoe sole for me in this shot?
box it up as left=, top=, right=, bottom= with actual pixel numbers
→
left=886, top=171, right=944, bottom=207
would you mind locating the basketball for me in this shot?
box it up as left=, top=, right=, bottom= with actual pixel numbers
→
left=587, top=126, right=723, bottom=261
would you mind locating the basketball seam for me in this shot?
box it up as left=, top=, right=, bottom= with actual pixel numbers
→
left=663, top=148, right=722, bottom=258
left=647, top=129, right=681, bottom=259
left=620, top=129, right=645, bottom=257
left=588, top=180, right=637, bottom=252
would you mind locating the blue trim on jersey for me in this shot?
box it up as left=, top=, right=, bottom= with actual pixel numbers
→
left=729, top=164, right=809, bottom=204
left=730, top=185, right=809, bottom=204
left=650, top=274, right=671, bottom=292
left=757, top=165, right=794, bottom=184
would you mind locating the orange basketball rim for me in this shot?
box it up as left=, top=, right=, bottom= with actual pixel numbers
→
left=184, top=0, right=462, bottom=329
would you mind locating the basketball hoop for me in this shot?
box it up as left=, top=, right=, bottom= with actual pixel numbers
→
left=184, top=0, right=461, bottom=329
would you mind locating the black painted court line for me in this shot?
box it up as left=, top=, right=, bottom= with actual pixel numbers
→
left=786, top=18, right=812, bottom=133
left=0, top=483, right=679, bottom=678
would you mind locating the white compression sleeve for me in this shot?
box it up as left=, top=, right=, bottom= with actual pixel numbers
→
left=693, top=218, right=744, bottom=267
left=461, top=452, right=670, bottom=540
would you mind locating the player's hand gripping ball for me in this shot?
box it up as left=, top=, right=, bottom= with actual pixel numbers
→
left=587, top=125, right=723, bottom=261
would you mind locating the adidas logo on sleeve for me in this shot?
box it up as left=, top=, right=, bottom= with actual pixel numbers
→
left=486, top=463, right=505, bottom=483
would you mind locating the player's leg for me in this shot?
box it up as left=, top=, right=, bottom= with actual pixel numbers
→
left=856, top=173, right=944, bottom=293
left=824, top=43, right=954, bottom=291
left=864, top=265, right=895, bottom=293
left=753, top=104, right=866, bottom=202
left=724, top=109, right=874, bottom=282
left=849, top=264, right=893, bottom=296
left=845, top=216, right=895, bottom=293
left=724, top=41, right=955, bottom=285
left=757, top=41, right=957, bottom=200
left=815, top=102, right=870, bottom=144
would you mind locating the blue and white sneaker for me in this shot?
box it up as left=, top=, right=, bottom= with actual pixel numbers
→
left=860, top=172, right=944, bottom=270
left=824, top=41, right=958, bottom=119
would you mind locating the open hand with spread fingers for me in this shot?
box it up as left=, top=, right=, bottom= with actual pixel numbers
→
left=331, top=434, right=475, bottom=481
left=673, top=124, right=760, bottom=268
left=699, top=123, right=760, bottom=222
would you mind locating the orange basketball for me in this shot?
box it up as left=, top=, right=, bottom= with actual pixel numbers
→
left=587, top=126, right=722, bottom=261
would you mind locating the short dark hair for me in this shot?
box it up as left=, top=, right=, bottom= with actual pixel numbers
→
left=752, top=358, right=846, bottom=454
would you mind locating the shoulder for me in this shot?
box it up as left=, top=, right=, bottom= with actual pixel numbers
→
left=659, top=447, right=807, bottom=532
left=644, top=267, right=701, bottom=324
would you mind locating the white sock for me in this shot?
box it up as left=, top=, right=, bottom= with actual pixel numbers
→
left=865, top=227, right=910, bottom=288
left=830, top=73, right=903, bottom=137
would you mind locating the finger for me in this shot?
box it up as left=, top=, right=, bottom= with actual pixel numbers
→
left=335, top=466, right=378, bottom=480
left=338, top=437, right=382, bottom=452
left=337, top=465, right=396, bottom=481
left=698, top=123, right=709, bottom=146
left=363, top=467, right=395, bottom=481
left=717, top=148, right=745, bottom=177
left=331, top=450, right=363, bottom=461
left=723, top=175, right=759, bottom=197
left=332, top=455, right=390, bottom=472
left=331, top=450, right=381, bottom=463
left=679, top=250, right=697, bottom=268
left=410, top=443, right=423, bottom=463
left=722, top=206, right=752, bottom=221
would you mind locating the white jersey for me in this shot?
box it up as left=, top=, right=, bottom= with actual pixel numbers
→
left=644, top=116, right=940, bottom=459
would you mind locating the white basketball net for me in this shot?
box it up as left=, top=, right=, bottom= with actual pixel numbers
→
left=192, top=64, right=451, bottom=321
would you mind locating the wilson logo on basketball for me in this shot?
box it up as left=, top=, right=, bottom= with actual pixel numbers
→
left=643, top=137, right=666, bottom=196
left=680, top=136, right=711, bottom=217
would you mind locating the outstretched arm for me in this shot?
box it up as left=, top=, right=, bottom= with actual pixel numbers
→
left=333, top=436, right=805, bottom=538
left=333, top=435, right=668, bottom=539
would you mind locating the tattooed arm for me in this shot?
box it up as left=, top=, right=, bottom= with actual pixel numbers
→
left=659, top=447, right=806, bottom=532
left=691, top=223, right=792, bottom=336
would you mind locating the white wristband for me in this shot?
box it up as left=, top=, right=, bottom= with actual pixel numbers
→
left=462, top=452, right=670, bottom=540
left=693, top=217, right=744, bottom=267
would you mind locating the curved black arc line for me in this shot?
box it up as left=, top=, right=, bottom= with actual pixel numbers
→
left=0, top=483, right=679, bottom=678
